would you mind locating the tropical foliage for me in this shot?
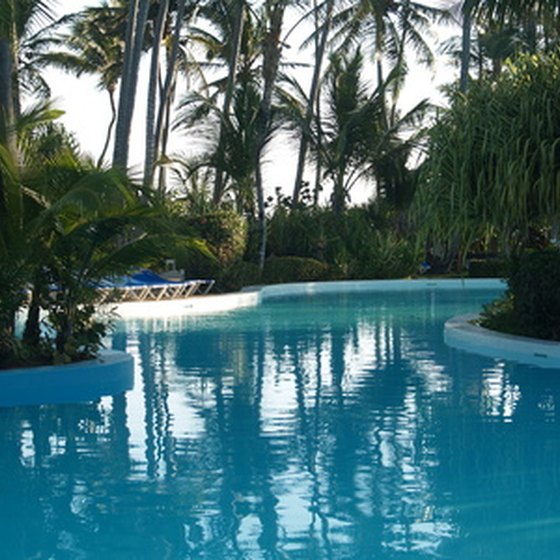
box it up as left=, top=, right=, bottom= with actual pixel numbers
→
left=413, top=51, right=560, bottom=259
left=0, top=108, right=188, bottom=368
left=3, top=0, right=560, bottom=368
left=480, top=248, right=560, bottom=341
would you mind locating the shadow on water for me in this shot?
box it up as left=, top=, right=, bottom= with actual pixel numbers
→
left=2, top=289, right=560, bottom=558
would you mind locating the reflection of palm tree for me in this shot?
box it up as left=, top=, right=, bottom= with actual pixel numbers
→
left=137, top=331, right=179, bottom=478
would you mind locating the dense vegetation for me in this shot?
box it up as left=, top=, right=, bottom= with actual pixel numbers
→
left=2, top=0, right=560, bottom=367
left=480, top=248, right=560, bottom=341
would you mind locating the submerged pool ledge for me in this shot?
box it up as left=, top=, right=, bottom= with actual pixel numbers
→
left=445, top=314, right=560, bottom=369
left=0, top=350, right=134, bottom=407
left=114, top=278, right=506, bottom=318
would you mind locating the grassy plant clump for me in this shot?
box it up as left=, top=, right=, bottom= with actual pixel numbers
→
left=480, top=248, right=560, bottom=341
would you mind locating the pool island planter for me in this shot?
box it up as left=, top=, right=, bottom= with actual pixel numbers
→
left=444, top=314, right=560, bottom=369
left=0, top=350, right=134, bottom=407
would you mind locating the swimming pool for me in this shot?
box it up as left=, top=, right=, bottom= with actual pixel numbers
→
left=2, top=284, right=560, bottom=559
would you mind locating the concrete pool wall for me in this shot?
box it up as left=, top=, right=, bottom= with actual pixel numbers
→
left=0, top=350, right=134, bottom=407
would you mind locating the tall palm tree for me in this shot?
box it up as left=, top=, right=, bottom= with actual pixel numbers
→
left=291, top=0, right=335, bottom=207
left=329, top=0, right=444, bottom=119
left=0, top=0, right=54, bottom=150
left=144, top=0, right=170, bottom=186
left=45, top=3, right=126, bottom=167
left=181, top=0, right=260, bottom=204
left=113, top=0, right=150, bottom=169
left=310, top=48, right=428, bottom=215
left=151, top=0, right=189, bottom=192
left=145, top=0, right=206, bottom=191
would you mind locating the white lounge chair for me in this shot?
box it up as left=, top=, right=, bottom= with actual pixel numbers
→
left=97, top=270, right=214, bottom=303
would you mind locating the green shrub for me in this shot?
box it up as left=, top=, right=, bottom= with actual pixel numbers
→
left=346, top=231, right=421, bottom=279
left=262, top=256, right=330, bottom=284
left=468, top=258, right=508, bottom=278
left=479, top=293, right=520, bottom=335
left=218, top=261, right=262, bottom=292
left=266, top=205, right=420, bottom=279
left=267, top=207, right=327, bottom=260
left=480, top=248, right=560, bottom=340
left=176, top=210, right=248, bottom=277
left=508, top=248, right=560, bottom=340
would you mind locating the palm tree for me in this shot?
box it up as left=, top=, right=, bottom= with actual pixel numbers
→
left=0, top=101, right=65, bottom=361
left=253, top=0, right=292, bottom=268
left=44, top=3, right=126, bottom=167
left=145, top=0, right=207, bottom=191
left=0, top=0, right=54, bottom=150
left=308, top=48, right=428, bottom=215
left=210, top=0, right=249, bottom=205
left=175, top=76, right=263, bottom=214
left=329, top=0, right=445, bottom=121
left=291, top=0, right=335, bottom=207
left=113, top=0, right=150, bottom=169
left=0, top=111, right=183, bottom=365
left=151, top=0, right=189, bottom=192
left=144, top=0, right=170, bottom=186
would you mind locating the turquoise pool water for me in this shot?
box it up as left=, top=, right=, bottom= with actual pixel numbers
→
left=2, top=287, right=560, bottom=559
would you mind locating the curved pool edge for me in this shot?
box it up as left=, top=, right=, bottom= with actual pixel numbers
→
left=0, top=349, right=134, bottom=407
left=444, top=314, right=560, bottom=369
left=259, top=278, right=505, bottom=300
left=113, top=278, right=506, bottom=319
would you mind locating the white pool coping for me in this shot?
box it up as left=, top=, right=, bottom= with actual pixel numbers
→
left=0, top=349, right=134, bottom=407
left=444, top=314, right=560, bottom=369
left=113, top=278, right=506, bottom=319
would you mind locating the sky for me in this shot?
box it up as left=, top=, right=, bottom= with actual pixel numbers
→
left=45, top=0, right=458, bottom=202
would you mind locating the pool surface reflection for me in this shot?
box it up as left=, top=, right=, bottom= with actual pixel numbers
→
left=2, top=288, right=560, bottom=559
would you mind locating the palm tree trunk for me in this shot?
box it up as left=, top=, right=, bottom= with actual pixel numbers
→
left=377, top=57, right=389, bottom=131
left=157, top=94, right=173, bottom=193
left=313, top=74, right=323, bottom=206
left=97, top=88, right=117, bottom=168
left=22, top=285, right=41, bottom=348
left=213, top=0, right=246, bottom=205
left=292, top=0, right=334, bottom=207
left=113, top=0, right=150, bottom=169
left=332, top=164, right=346, bottom=217
left=389, top=21, right=409, bottom=128
left=154, top=0, right=187, bottom=185
left=144, top=0, right=169, bottom=187
left=0, top=38, right=15, bottom=153
left=460, top=1, right=472, bottom=93
left=255, top=1, right=286, bottom=269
